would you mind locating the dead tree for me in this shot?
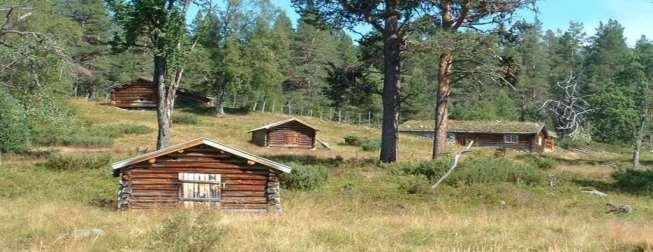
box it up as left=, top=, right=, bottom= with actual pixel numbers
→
left=540, top=73, right=593, bottom=139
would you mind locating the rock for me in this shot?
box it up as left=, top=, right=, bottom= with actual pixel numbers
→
left=606, top=203, right=633, bottom=214
left=57, top=228, right=105, bottom=241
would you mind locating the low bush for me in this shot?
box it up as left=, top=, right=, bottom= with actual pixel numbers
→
left=519, top=154, right=558, bottom=170
left=343, top=135, right=380, bottom=152
left=612, top=169, right=653, bottom=195
left=393, top=157, right=546, bottom=186
left=280, top=164, right=329, bottom=191
left=92, top=124, right=153, bottom=137
left=42, top=153, right=112, bottom=171
left=147, top=211, right=227, bottom=251
left=398, top=175, right=432, bottom=194
left=454, top=157, right=546, bottom=185
left=343, top=135, right=364, bottom=146
left=393, top=159, right=450, bottom=181
left=173, top=113, right=199, bottom=125
left=0, top=90, right=30, bottom=153
left=361, top=139, right=381, bottom=151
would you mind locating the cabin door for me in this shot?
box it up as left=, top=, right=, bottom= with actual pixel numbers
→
left=178, top=173, right=221, bottom=208
left=285, top=132, right=299, bottom=145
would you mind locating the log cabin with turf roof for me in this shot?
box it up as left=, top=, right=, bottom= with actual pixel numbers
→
left=249, top=118, right=318, bottom=149
left=109, top=77, right=213, bottom=109
left=400, top=120, right=556, bottom=153
left=112, top=138, right=291, bottom=212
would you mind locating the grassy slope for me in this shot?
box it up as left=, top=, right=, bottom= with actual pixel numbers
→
left=1, top=100, right=653, bottom=251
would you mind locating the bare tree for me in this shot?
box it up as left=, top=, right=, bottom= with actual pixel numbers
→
left=540, top=73, right=593, bottom=139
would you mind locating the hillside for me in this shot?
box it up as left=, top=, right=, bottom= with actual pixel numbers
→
left=2, top=100, right=653, bottom=251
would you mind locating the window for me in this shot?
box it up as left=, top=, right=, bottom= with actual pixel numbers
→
left=178, top=173, right=221, bottom=206
left=504, top=134, right=519, bottom=144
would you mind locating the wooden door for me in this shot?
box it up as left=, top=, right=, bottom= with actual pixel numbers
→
left=285, top=132, right=299, bottom=145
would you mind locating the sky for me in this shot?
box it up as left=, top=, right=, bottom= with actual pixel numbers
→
left=191, top=0, right=653, bottom=46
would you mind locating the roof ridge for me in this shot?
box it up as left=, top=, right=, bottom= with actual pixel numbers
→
left=111, top=137, right=292, bottom=175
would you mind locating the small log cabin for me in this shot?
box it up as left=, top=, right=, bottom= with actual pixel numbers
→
left=400, top=120, right=556, bottom=153
left=111, top=138, right=291, bottom=212
left=109, top=77, right=213, bottom=109
left=249, top=118, right=318, bottom=149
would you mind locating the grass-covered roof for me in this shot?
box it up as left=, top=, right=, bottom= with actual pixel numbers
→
left=400, top=120, right=547, bottom=134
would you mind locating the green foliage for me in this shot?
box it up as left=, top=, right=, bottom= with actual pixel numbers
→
left=455, top=157, right=546, bottom=185
left=42, top=153, right=112, bottom=171
left=360, top=139, right=381, bottom=152
left=393, top=157, right=545, bottom=186
left=0, top=91, right=30, bottom=153
left=398, top=175, right=432, bottom=194
left=343, top=135, right=364, bottom=146
left=280, top=164, right=329, bottom=191
left=612, top=169, right=653, bottom=195
left=173, top=113, right=199, bottom=125
left=393, top=159, right=451, bottom=181
left=518, top=154, right=558, bottom=170
left=34, top=123, right=151, bottom=147
left=93, top=124, right=153, bottom=136
left=147, top=211, right=227, bottom=251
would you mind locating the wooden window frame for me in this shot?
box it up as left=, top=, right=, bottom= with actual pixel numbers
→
left=178, top=173, right=221, bottom=203
left=504, top=134, right=519, bottom=144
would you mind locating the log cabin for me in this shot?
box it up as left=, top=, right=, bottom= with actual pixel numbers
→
left=400, top=120, right=556, bottom=153
left=109, top=77, right=213, bottom=109
left=249, top=118, right=318, bottom=149
left=112, top=137, right=291, bottom=212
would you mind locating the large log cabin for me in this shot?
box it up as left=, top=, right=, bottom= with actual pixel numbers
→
left=249, top=118, right=318, bottom=149
left=400, top=120, right=556, bottom=153
left=109, top=77, right=213, bottom=109
left=112, top=138, right=291, bottom=212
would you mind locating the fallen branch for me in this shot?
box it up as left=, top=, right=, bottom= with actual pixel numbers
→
left=431, top=141, right=474, bottom=189
left=580, top=188, right=607, bottom=197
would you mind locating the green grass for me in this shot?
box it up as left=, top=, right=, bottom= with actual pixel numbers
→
left=2, top=99, right=653, bottom=251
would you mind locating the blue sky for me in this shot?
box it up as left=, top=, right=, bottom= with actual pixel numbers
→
left=192, top=0, right=653, bottom=45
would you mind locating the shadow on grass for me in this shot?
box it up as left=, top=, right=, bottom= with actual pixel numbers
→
left=571, top=168, right=653, bottom=196
left=179, top=105, right=251, bottom=116
left=264, top=154, right=377, bottom=167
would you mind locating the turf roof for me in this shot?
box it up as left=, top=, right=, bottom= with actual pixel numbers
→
left=400, top=120, right=546, bottom=134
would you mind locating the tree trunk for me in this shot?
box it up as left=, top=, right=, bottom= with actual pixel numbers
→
left=380, top=1, right=401, bottom=163
left=215, top=81, right=226, bottom=116
left=633, top=114, right=647, bottom=169
left=433, top=52, right=453, bottom=158
left=154, top=54, right=171, bottom=150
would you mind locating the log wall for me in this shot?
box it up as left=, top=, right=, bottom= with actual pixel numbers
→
left=110, top=80, right=157, bottom=109
left=116, top=144, right=282, bottom=211
left=266, top=121, right=315, bottom=148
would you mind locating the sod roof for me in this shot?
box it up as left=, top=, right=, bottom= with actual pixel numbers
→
left=400, top=120, right=548, bottom=135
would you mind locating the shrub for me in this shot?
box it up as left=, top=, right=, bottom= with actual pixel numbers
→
left=92, top=124, right=153, bottom=137
left=519, top=154, right=558, bottom=170
left=454, top=157, right=546, bottom=185
left=343, top=135, right=363, bottom=146
left=0, top=91, right=30, bottom=152
left=612, top=169, right=653, bottom=195
left=361, top=139, right=381, bottom=151
left=393, top=159, right=450, bottom=181
left=398, top=175, right=432, bottom=194
left=42, top=153, right=112, bottom=171
left=280, top=164, right=329, bottom=191
left=147, top=211, right=227, bottom=251
left=173, top=113, right=199, bottom=125
left=393, top=157, right=546, bottom=186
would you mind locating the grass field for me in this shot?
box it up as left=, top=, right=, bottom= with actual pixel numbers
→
left=2, top=100, right=653, bottom=251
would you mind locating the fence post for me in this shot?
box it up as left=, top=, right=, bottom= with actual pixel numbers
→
left=368, top=111, right=372, bottom=127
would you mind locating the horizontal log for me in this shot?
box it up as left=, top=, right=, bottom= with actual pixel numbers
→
left=221, top=197, right=267, bottom=204
left=130, top=173, right=268, bottom=180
